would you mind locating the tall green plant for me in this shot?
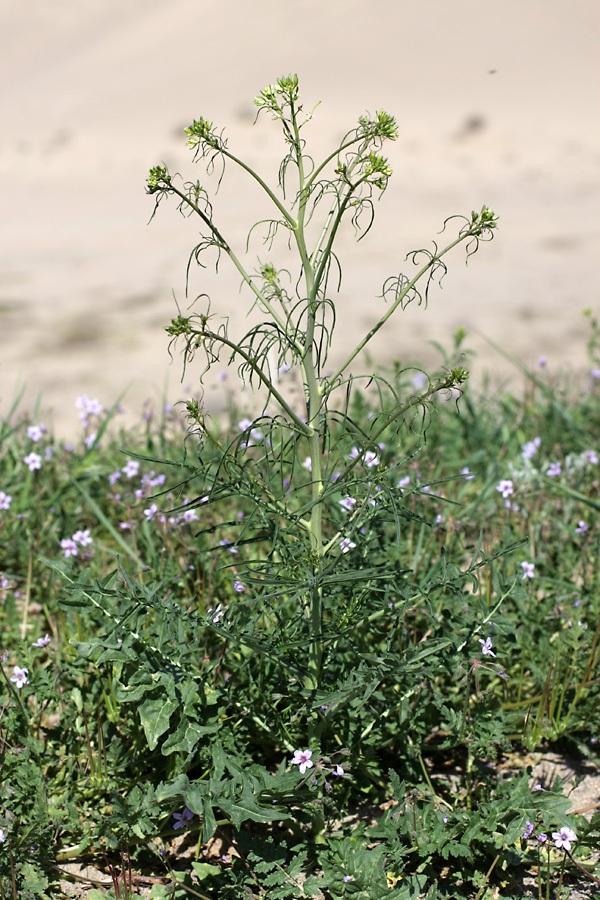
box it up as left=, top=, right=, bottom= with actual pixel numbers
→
left=146, top=74, right=498, bottom=697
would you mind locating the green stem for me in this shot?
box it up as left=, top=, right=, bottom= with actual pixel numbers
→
left=287, top=99, right=325, bottom=692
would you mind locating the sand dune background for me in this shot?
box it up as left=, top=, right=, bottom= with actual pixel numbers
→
left=1, top=0, right=599, bottom=436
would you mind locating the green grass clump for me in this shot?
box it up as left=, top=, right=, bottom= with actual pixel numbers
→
left=1, top=355, right=600, bottom=899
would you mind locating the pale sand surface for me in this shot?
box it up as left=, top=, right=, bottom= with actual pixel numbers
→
left=1, top=0, right=599, bottom=437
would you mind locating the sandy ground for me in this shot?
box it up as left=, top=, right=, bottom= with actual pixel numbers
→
left=1, top=0, right=599, bottom=438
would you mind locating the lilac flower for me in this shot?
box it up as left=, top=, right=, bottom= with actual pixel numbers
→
left=0, top=492, right=12, bottom=510
left=343, top=875, right=353, bottom=883
left=73, top=529, right=92, bottom=547
left=522, top=437, right=541, bottom=460
left=172, top=807, right=194, bottom=830
left=84, top=433, right=98, bottom=449
left=32, top=634, right=51, bottom=648
left=182, top=509, right=199, bottom=523
left=76, top=395, right=103, bottom=420
left=60, top=538, right=78, bottom=558
left=575, top=520, right=589, bottom=535
left=234, top=581, right=245, bottom=593
left=291, top=749, right=313, bottom=774
left=301, top=457, right=312, bottom=472
left=122, top=460, right=140, bottom=478
left=591, top=369, right=600, bottom=380
left=339, top=496, right=356, bottom=512
left=10, top=666, right=29, bottom=689
left=349, top=447, right=379, bottom=468
left=546, top=461, right=561, bottom=477
left=109, top=470, right=121, bottom=486
left=208, top=604, right=225, bottom=623
left=340, top=538, right=356, bottom=554
left=398, top=475, right=410, bottom=490
left=585, top=450, right=599, bottom=465
left=27, top=424, right=46, bottom=442
left=141, top=471, right=167, bottom=490
left=552, top=827, right=577, bottom=852
left=521, top=561, right=535, bottom=579
left=538, top=833, right=547, bottom=844
left=537, top=356, right=546, bottom=368
left=45, top=446, right=55, bottom=461
left=479, top=637, right=496, bottom=657
left=24, top=452, right=42, bottom=472
left=144, top=504, right=158, bottom=520
left=238, top=418, right=252, bottom=431
left=523, top=820, right=535, bottom=839
left=496, top=479, right=513, bottom=499
left=219, top=540, right=238, bottom=554
left=0, top=829, right=4, bottom=842
left=461, top=467, right=474, bottom=480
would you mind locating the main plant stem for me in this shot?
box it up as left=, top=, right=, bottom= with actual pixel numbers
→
left=290, top=102, right=325, bottom=693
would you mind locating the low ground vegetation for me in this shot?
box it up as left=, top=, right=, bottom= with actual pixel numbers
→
left=1, top=351, right=600, bottom=899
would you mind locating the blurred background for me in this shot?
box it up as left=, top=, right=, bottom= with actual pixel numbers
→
left=1, top=0, right=599, bottom=435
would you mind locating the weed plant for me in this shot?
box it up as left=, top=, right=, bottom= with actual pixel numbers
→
left=1, top=77, right=600, bottom=899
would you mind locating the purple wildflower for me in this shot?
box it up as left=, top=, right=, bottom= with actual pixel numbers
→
left=24, top=452, right=42, bottom=472
left=339, top=538, right=356, bottom=554
left=521, top=561, right=535, bottom=579
left=479, top=637, right=496, bottom=657
left=27, top=424, right=46, bottom=442
left=10, top=666, right=29, bottom=689
left=172, top=807, right=194, bottom=830
left=73, top=529, right=92, bottom=547
left=552, top=827, right=576, bottom=852
left=60, top=538, right=78, bottom=558
left=32, top=634, right=51, bottom=648
left=522, top=437, right=541, bottom=460
left=496, top=479, right=514, bottom=499
left=291, top=749, right=313, bottom=775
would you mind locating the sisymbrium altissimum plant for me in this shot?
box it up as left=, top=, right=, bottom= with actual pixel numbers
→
left=147, top=74, right=498, bottom=701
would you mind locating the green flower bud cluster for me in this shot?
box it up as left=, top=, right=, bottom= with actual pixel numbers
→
left=165, top=315, right=192, bottom=338
left=363, top=152, right=393, bottom=190
left=469, top=205, right=499, bottom=236
left=184, top=118, right=221, bottom=151
left=254, top=74, right=300, bottom=113
left=358, top=110, right=398, bottom=142
left=146, top=165, right=170, bottom=194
